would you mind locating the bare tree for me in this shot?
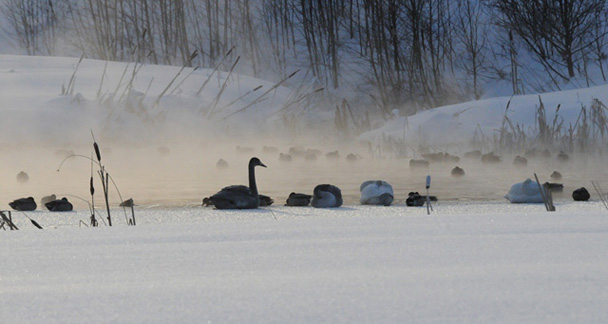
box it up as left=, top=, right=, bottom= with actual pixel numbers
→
left=1, top=0, right=65, bottom=55
left=491, top=0, right=607, bottom=80
left=454, top=0, right=490, bottom=99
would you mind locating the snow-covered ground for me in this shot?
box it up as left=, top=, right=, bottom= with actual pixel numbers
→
left=361, top=85, right=608, bottom=148
left=2, top=204, right=608, bottom=323
left=2, top=54, right=608, bottom=323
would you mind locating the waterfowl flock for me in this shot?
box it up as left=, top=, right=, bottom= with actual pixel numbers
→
left=195, top=144, right=585, bottom=210
left=4, top=144, right=598, bottom=214
left=8, top=195, right=73, bottom=212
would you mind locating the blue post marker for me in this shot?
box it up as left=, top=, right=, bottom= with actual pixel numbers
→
left=426, top=175, right=432, bottom=215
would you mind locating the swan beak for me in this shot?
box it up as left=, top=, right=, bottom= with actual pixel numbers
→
left=260, top=162, right=267, bottom=168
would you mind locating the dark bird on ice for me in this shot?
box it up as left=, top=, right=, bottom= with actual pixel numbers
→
left=285, top=192, right=313, bottom=206
left=45, top=197, right=73, bottom=212
left=207, top=157, right=267, bottom=209
left=9, top=197, right=37, bottom=211
left=311, top=184, right=343, bottom=208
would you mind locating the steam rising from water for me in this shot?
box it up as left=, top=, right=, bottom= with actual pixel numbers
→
left=2, top=135, right=607, bottom=211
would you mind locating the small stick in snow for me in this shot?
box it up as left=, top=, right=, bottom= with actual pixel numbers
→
left=426, top=175, right=433, bottom=215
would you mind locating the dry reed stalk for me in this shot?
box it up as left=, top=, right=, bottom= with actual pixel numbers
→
left=592, top=181, right=608, bottom=211
left=153, top=50, right=198, bottom=108
left=207, top=56, right=241, bottom=118
left=220, top=69, right=300, bottom=121
left=64, top=53, right=85, bottom=96
left=196, top=47, right=235, bottom=96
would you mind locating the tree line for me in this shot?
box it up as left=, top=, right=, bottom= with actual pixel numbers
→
left=2, top=0, right=608, bottom=115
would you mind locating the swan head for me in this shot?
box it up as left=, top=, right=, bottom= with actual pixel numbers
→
left=249, top=157, right=267, bottom=168
left=379, top=193, right=394, bottom=206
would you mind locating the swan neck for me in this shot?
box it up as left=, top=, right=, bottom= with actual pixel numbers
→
left=248, top=164, right=258, bottom=196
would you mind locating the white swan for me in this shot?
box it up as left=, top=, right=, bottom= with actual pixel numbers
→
left=359, top=180, right=394, bottom=206
left=311, top=184, right=343, bottom=208
left=504, top=178, right=544, bottom=203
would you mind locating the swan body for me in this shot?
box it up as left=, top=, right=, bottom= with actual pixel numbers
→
left=451, top=166, right=465, bottom=177
left=360, top=180, right=394, bottom=206
left=41, top=194, right=57, bottom=206
left=504, top=178, right=544, bottom=203
left=204, top=194, right=272, bottom=207
left=410, top=159, right=429, bottom=168
left=481, top=152, right=501, bottom=164
left=16, top=171, right=29, bottom=183
left=406, top=192, right=438, bottom=207
left=285, top=192, right=312, bottom=206
left=120, top=198, right=134, bottom=207
left=209, top=157, right=266, bottom=209
left=216, top=159, right=229, bottom=169
left=45, top=197, right=73, bottom=212
left=325, top=151, right=340, bottom=160
left=258, top=194, right=274, bottom=207
left=550, top=171, right=562, bottom=180
left=311, top=184, right=343, bottom=208
left=9, top=197, right=37, bottom=211
left=544, top=182, right=563, bottom=192
left=279, top=153, right=292, bottom=162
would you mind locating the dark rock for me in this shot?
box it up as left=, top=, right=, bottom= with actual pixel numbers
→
left=572, top=187, right=590, bottom=201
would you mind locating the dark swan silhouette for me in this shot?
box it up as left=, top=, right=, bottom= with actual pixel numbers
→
left=45, top=197, right=73, bottom=212
left=208, top=157, right=267, bottom=209
left=9, top=197, right=37, bottom=211
left=203, top=194, right=273, bottom=207
left=285, top=192, right=312, bottom=206
left=311, top=184, right=343, bottom=208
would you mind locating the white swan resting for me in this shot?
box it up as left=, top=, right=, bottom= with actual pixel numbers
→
left=360, top=180, right=394, bottom=206
left=504, top=178, right=544, bottom=203
left=311, top=184, right=343, bottom=208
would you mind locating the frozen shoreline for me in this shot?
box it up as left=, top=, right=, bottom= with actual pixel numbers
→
left=2, top=204, right=608, bottom=323
left=3, top=199, right=607, bottom=230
